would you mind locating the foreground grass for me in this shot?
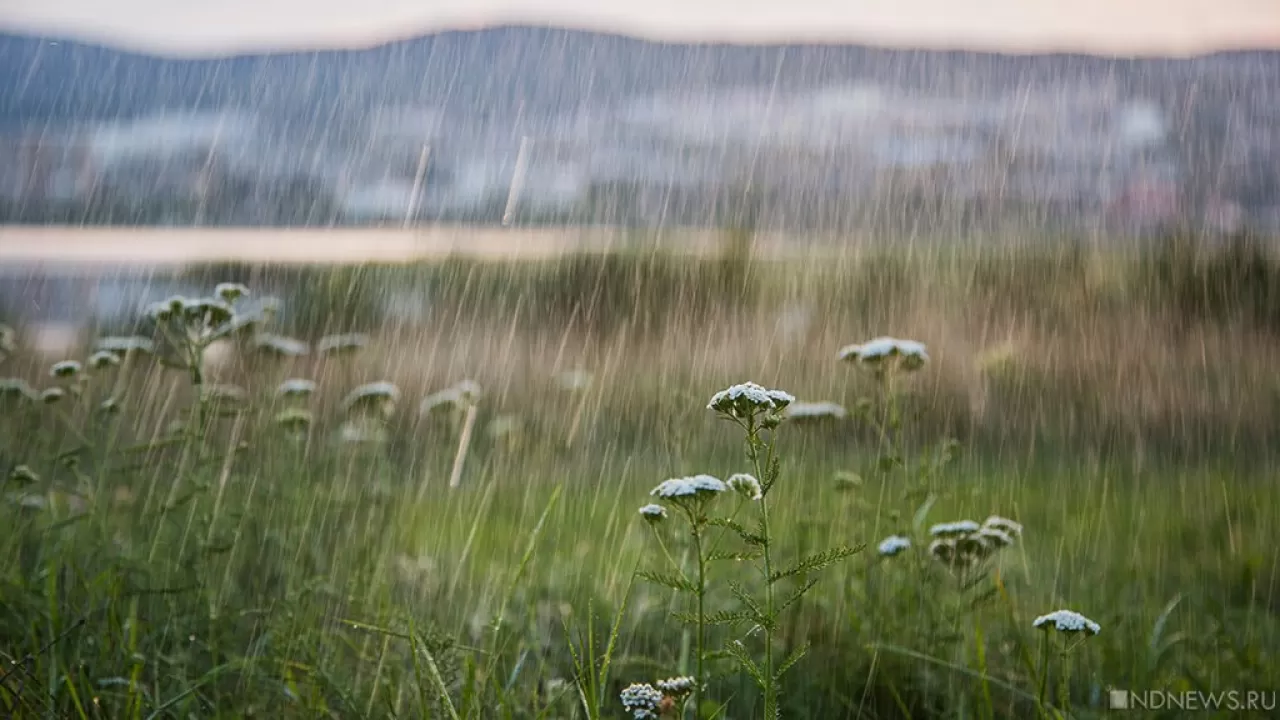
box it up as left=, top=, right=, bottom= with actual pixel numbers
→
left=2, top=238, right=1278, bottom=718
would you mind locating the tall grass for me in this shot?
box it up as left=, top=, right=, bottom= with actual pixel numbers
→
left=1, top=232, right=1277, bottom=718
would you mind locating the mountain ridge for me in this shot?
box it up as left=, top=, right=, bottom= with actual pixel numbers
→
left=3, top=25, right=1278, bottom=126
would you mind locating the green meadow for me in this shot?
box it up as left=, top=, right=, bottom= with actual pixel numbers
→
left=1, top=232, right=1277, bottom=718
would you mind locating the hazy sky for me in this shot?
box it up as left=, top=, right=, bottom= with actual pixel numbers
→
left=2, top=0, right=1278, bottom=56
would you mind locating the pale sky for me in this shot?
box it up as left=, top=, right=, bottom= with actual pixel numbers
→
left=1, top=0, right=1278, bottom=57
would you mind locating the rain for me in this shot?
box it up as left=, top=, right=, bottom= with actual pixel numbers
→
left=0, top=4, right=1278, bottom=718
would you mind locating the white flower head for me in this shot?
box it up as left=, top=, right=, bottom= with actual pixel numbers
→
left=978, top=527, right=1016, bottom=548
left=955, top=532, right=992, bottom=559
left=638, top=503, right=667, bottom=522
left=419, top=379, right=483, bottom=415
left=983, top=515, right=1024, bottom=538
left=276, top=378, right=318, bottom=399
left=707, top=381, right=794, bottom=418
left=214, top=282, right=250, bottom=303
left=95, top=336, right=154, bottom=356
left=275, top=407, right=314, bottom=432
left=342, top=381, right=401, bottom=415
left=877, top=535, right=912, bottom=557
left=88, top=351, right=121, bottom=370
left=40, top=387, right=65, bottom=404
left=98, top=397, right=122, bottom=414
left=655, top=675, right=696, bottom=697
left=1033, top=610, right=1101, bottom=636
left=0, top=378, right=39, bottom=404
left=929, top=520, right=982, bottom=538
left=838, top=336, right=929, bottom=372
left=145, top=295, right=187, bottom=322
left=254, top=333, right=310, bottom=358
left=650, top=474, right=726, bottom=501
left=783, top=400, right=848, bottom=423
left=726, top=473, right=763, bottom=501
left=181, top=297, right=236, bottom=329
left=928, top=538, right=957, bottom=564
left=50, top=360, right=82, bottom=379
left=619, top=683, right=664, bottom=719
left=9, top=465, right=39, bottom=484
left=316, top=333, right=369, bottom=356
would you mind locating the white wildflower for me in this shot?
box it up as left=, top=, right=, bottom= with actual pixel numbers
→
left=342, top=381, right=400, bottom=414
left=214, top=282, right=250, bottom=303
left=726, top=473, right=763, bottom=500
left=929, top=520, right=982, bottom=537
left=40, top=387, right=65, bottom=404
left=275, top=407, right=314, bottom=432
left=619, top=683, right=664, bottom=719
left=638, top=504, right=667, bottom=522
left=982, top=515, right=1024, bottom=538
left=253, top=333, right=310, bottom=357
left=145, top=296, right=187, bottom=322
left=1033, top=610, right=1101, bottom=636
left=650, top=474, right=726, bottom=500
left=9, top=465, right=39, bottom=484
left=928, top=538, right=956, bottom=563
left=655, top=675, right=696, bottom=697
left=276, top=378, right=318, bottom=399
left=838, top=336, right=929, bottom=371
left=98, top=397, right=122, bottom=414
left=978, top=527, right=1015, bottom=548
left=181, top=297, right=236, bottom=328
left=877, top=535, right=912, bottom=557
left=419, top=380, right=482, bottom=414
left=88, top=351, right=121, bottom=370
left=707, top=381, right=794, bottom=418
left=95, top=336, right=154, bottom=356
left=0, top=378, right=38, bottom=404
left=783, top=400, right=848, bottom=422
left=955, top=532, right=992, bottom=558
left=316, top=333, right=369, bottom=355
left=50, top=360, right=82, bottom=379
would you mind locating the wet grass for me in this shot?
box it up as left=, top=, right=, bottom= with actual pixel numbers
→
left=1, top=236, right=1278, bottom=718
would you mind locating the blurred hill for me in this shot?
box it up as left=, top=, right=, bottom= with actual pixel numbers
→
left=1, top=26, right=1277, bottom=232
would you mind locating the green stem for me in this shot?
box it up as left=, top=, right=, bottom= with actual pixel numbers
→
left=1037, top=632, right=1051, bottom=719
left=747, top=422, right=779, bottom=718
left=691, top=520, right=707, bottom=716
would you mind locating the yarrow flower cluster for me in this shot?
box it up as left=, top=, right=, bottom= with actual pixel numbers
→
left=929, top=520, right=982, bottom=538
left=638, top=503, right=667, bottom=522
left=927, top=516, right=1023, bottom=569
left=253, top=333, right=310, bottom=358
left=707, top=382, right=794, bottom=420
left=838, top=336, right=929, bottom=373
left=619, top=683, right=664, bottom=719
left=1033, top=609, right=1101, bottom=636
left=726, top=473, right=763, bottom=500
left=50, top=360, right=82, bottom=379
left=655, top=676, right=696, bottom=698
left=342, top=381, right=401, bottom=415
left=650, top=474, right=726, bottom=501
left=782, top=400, right=848, bottom=423
left=420, top=379, right=483, bottom=414
left=877, top=535, right=912, bottom=557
